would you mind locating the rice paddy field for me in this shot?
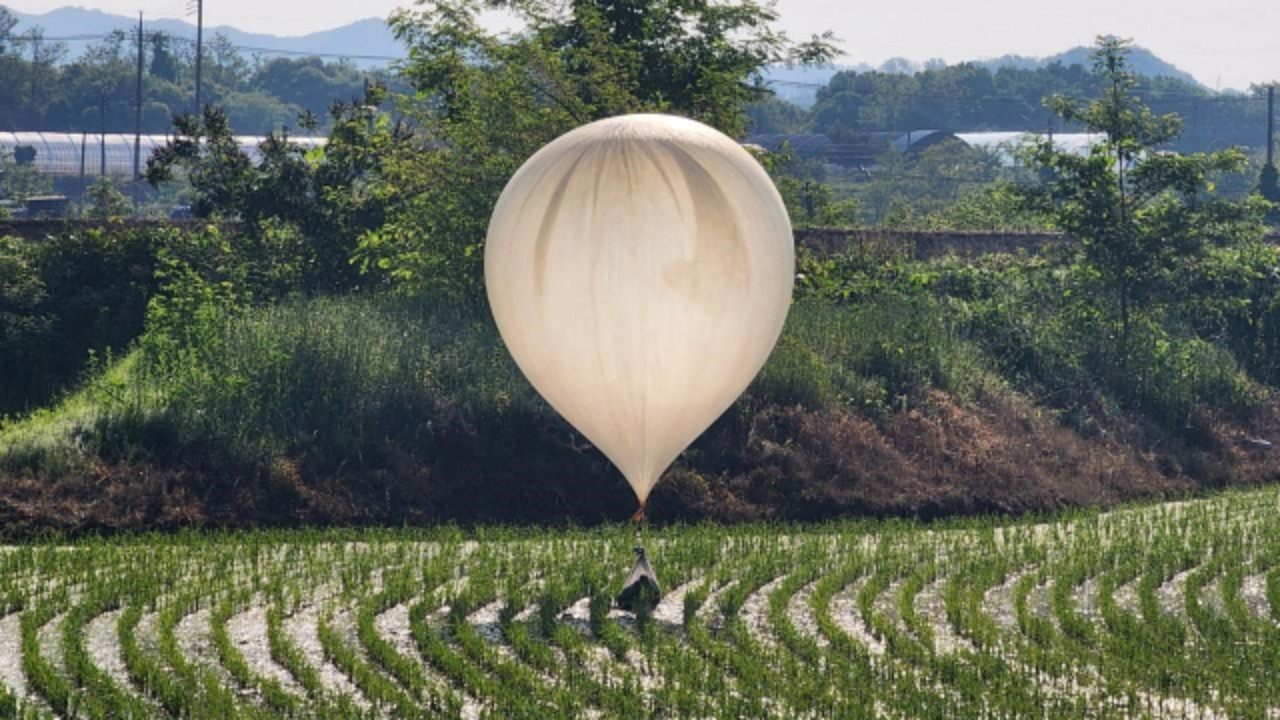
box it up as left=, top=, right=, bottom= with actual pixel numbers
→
left=2, top=486, right=1279, bottom=719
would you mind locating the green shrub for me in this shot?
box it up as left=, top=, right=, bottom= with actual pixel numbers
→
left=0, top=228, right=158, bottom=414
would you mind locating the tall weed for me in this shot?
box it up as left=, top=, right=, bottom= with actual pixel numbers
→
left=144, top=294, right=536, bottom=466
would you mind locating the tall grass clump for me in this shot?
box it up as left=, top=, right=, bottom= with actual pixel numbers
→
left=752, top=295, right=990, bottom=413
left=141, top=293, right=539, bottom=467
left=0, top=351, right=161, bottom=475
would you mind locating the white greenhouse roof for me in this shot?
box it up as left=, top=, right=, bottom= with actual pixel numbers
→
left=0, top=132, right=326, bottom=178
left=955, top=131, right=1105, bottom=164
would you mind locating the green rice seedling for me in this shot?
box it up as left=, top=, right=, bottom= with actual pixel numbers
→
left=408, top=593, right=497, bottom=705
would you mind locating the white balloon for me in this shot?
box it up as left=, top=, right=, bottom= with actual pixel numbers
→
left=485, top=114, right=793, bottom=506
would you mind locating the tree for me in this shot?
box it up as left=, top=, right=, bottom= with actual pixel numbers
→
left=356, top=0, right=837, bottom=299
left=250, top=57, right=368, bottom=121
left=0, top=7, right=17, bottom=55
left=146, top=88, right=403, bottom=293
left=398, top=0, right=837, bottom=136
left=0, top=148, right=53, bottom=200
left=149, top=31, right=179, bottom=83
left=1260, top=162, right=1280, bottom=223
left=146, top=107, right=255, bottom=219
left=1021, top=37, right=1265, bottom=345
left=85, top=177, right=132, bottom=219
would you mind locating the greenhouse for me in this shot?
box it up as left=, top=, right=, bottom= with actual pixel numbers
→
left=0, top=132, right=326, bottom=178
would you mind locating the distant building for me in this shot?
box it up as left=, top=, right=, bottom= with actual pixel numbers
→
left=0, top=132, right=327, bottom=179
left=955, top=131, right=1106, bottom=166
left=745, top=130, right=1105, bottom=169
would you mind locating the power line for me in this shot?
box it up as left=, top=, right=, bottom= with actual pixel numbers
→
left=231, top=44, right=400, bottom=62
left=8, top=33, right=110, bottom=43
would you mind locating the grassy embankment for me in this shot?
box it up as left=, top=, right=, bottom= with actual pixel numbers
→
left=3, top=232, right=1278, bottom=534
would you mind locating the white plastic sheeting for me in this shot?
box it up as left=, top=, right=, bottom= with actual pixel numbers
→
left=955, top=132, right=1106, bottom=166
left=486, top=114, right=794, bottom=506
left=0, top=132, right=326, bottom=177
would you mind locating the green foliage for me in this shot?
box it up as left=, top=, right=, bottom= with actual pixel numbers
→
left=985, top=37, right=1271, bottom=431
left=921, top=182, right=1051, bottom=231
left=756, top=295, right=986, bottom=412
left=0, top=215, right=353, bottom=417
left=790, top=230, right=1272, bottom=439
left=809, top=54, right=1265, bottom=155
left=147, top=95, right=397, bottom=292
left=816, top=142, right=1025, bottom=230
left=84, top=177, right=132, bottom=219
left=1259, top=162, right=1280, bottom=223
left=0, top=227, right=158, bottom=414
left=0, top=235, right=53, bottom=406
left=137, top=293, right=535, bottom=467
left=0, top=147, right=54, bottom=201
left=354, top=0, right=836, bottom=299
left=0, top=18, right=382, bottom=135
left=758, top=149, right=861, bottom=227
left=1023, top=37, right=1264, bottom=340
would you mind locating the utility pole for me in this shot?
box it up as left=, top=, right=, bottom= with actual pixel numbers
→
left=99, top=93, right=107, bottom=177
left=1268, top=85, right=1275, bottom=169
left=79, top=133, right=88, bottom=204
left=194, top=0, right=203, bottom=113
left=134, top=12, right=144, bottom=182
left=29, top=31, right=39, bottom=121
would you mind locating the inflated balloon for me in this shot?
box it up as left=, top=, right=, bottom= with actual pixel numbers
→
left=485, top=114, right=793, bottom=509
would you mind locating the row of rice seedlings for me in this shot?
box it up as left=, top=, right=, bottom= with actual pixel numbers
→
left=480, top=539, right=648, bottom=717
left=61, top=585, right=154, bottom=719
left=357, top=583, right=440, bottom=707
left=860, top=534, right=1028, bottom=717
left=899, top=517, right=1128, bottom=717
left=999, top=490, right=1280, bottom=716
left=1101, top=502, right=1231, bottom=712
left=209, top=588, right=302, bottom=716
left=807, top=556, right=878, bottom=717
left=317, top=611, right=418, bottom=718
left=4, top=488, right=1280, bottom=717
left=19, top=591, right=75, bottom=718
left=313, top=544, right=432, bottom=718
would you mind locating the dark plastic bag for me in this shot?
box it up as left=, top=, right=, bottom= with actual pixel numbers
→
left=616, top=546, right=662, bottom=612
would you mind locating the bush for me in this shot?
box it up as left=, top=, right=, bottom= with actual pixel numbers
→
left=0, top=228, right=158, bottom=414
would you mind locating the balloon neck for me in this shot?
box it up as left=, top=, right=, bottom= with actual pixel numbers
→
left=630, top=504, right=647, bottom=547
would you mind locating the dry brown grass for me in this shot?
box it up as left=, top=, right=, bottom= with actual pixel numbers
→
left=1, top=386, right=1277, bottom=536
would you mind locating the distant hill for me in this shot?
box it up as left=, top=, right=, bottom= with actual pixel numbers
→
left=764, top=44, right=1204, bottom=109
left=5, top=5, right=404, bottom=68
left=976, top=45, right=1201, bottom=87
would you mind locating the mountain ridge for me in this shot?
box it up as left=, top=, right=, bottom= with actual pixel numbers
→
left=766, top=45, right=1206, bottom=107
left=5, top=5, right=404, bottom=66
left=8, top=5, right=1210, bottom=93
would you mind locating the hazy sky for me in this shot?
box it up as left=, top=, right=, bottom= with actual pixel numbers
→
left=9, top=0, right=1280, bottom=91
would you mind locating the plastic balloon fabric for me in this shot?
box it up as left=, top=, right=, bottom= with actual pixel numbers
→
left=486, top=114, right=794, bottom=506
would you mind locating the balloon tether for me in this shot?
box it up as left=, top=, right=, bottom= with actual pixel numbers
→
left=616, top=499, right=661, bottom=612
left=630, top=502, right=646, bottom=546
